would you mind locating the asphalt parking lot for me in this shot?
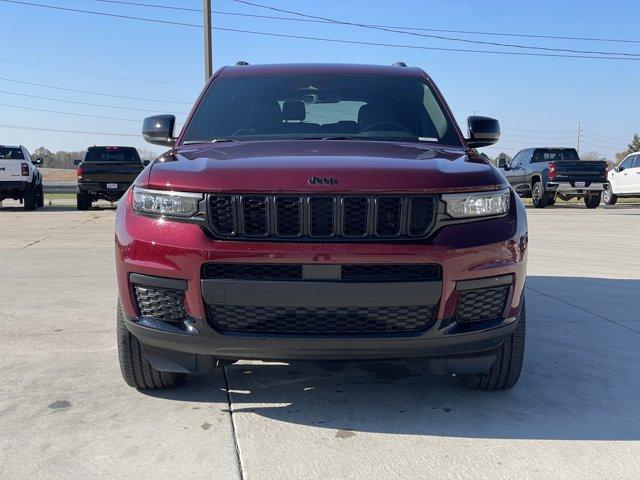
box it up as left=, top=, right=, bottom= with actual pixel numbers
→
left=1, top=200, right=639, bottom=479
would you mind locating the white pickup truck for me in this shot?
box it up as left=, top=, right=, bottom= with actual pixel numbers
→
left=0, top=145, right=44, bottom=210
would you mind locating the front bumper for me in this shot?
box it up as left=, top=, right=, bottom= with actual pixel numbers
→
left=115, top=189, right=528, bottom=370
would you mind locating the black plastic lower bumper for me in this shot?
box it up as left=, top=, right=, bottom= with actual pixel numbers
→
left=124, top=313, right=517, bottom=374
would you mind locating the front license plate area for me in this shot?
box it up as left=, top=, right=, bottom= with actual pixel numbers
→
left=575, top=181, right=586, bottom=188
left=106, top=183, right=118, bottom=189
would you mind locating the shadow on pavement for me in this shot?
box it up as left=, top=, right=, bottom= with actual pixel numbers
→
left=144, top=276, right=640, bottom=440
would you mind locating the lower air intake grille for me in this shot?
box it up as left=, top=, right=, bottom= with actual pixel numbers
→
left=457, top=286, right=509, bottom=323
left=134, top=286, right=187, bottom=323
left=202, top=264, right=303, bottom=281
left=341, top=264, right=441, bottom=282
left=207, top=305, right=436, bottom=334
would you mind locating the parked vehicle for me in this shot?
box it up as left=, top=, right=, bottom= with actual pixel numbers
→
left=75, top=146, right=148, bottom=210
left=0, top=145, right=44, bottom=210
left=604, top=152, right=640, bottom=205
left=115, top=63, right=528, bottom=391
left=499, top=147, right=607, bottom=208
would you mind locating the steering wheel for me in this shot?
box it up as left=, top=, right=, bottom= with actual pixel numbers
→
left=360, top=122, right=412, bottom=134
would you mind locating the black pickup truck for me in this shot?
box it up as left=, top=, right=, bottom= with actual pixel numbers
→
left=75, top=146, right=148, bottom=210
left=498, top=147, right=608, bottom=208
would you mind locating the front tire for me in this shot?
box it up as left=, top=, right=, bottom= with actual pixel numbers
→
left=584, top=192, right=601, bottom=209
left=77, top=192, right=91, bottom=211
left=532, top=181, right=549, bottom=208
left=461, top=299, right=526, bottom=391
left=603, top=188, right=617, bottom=205
left=117, top=301, right=185, bottom=390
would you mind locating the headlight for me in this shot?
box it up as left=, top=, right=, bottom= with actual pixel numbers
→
left=132, top=187, right=202, bottom=218
left=442, top=188, right=510, bottom=218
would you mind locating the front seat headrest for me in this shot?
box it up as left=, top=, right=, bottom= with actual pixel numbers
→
left=282, top=100, right=306, bottom=122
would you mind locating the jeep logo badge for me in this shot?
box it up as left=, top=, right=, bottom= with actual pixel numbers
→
left=308, top=176, right=337, bottom=185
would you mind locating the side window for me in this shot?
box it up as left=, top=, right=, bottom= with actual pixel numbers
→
left=631, top=155, right=640, bottom=169
left=511, top=152, right=522, bottom=167
left=620, top=155, right=634, bottom=169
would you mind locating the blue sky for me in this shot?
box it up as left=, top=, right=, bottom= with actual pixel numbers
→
left=1, top=0, right=639, bottom=159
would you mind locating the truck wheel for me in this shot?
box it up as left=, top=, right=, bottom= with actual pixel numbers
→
left=603, top=189, right=617, bottom=206
left=117, top=301, right=185, bottom=390
left=531, top=181, right=549, bottom=208
left=461, top=299, right=526, bottom=391
left=77, top=193, right=91, bottom=211
left=36, top=184, right=44, bottom=208
left=24, top=183, right=37, bottom=211
left=584, top=193, right=601, bottom=209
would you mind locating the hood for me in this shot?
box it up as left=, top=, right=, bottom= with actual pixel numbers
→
left=146, top=140, right=497, bottom=193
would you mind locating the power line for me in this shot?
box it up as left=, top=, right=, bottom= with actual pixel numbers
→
left=0, top=123, right=139, bottom=137
left=0, top=89, right=187, bottom=114
left=0, top=76, right=191, bottom=104
left=232, top=0, right=640, bottom=58
left=93, top=0, right=640, bottom=45
left=0, top=103, right=140, bottom=122
left=580, top=130, right=632, bottom=142
left=580, top=134, right=625, bottom=147
left=2, top=0, right=640, bottom=62
left=0, top=58, right=198, bottom=87
left=502, top=126, right=574, bottom=134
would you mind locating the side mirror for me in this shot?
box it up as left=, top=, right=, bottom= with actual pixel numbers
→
left=466, top=116, right=500, bottom=148
left=33, top=157, right=44, bottom=166
left=616, top=166, right=625, bottom=172
left=142, top=159, right=151, bottom=166
left=143, top=115, right=177, bottom=147
left=73, top=159, right=82, bottom=166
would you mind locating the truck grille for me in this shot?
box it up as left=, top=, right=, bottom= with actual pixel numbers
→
left=207, top=304, right=436, bottom=334
left=207, top=194, right=437, bottom=241
left=457, top=285, right=509, bottom=323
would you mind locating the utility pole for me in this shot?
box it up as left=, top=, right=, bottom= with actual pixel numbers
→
left=203, top=0, right=212, bottom=82
left=577, top=121, right=581, bottom=153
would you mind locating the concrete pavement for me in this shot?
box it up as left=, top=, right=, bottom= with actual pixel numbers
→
left=0, top=200, right=639, bottom=479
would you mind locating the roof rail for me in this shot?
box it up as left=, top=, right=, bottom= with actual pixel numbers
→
left=391, top=61, right=407, bottom=67
left=235, top=60, right=250, bottom=66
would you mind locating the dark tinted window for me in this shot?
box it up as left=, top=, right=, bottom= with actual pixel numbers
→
left=532, top=149, right=579, bottom=163
left=85, top=147, right=140, bottom=163
left=0, top=147, right=24, bottom=159
left=183, top=74, right=462, bottom=146
left=631, top=155, right=640, bottom=168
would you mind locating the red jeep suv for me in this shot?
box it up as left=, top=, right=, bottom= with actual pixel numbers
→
left=115, top=63, right=527, bottom=391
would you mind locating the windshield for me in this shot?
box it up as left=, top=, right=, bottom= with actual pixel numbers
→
left=0, top=147, right=24, bottom=160
left=532, top=149, right=580, bottom=162
left=85, top=148, right=140, bottom=163
left=182, top=74, right=462, bottom=146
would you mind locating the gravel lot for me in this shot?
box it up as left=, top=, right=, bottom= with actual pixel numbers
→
left=1, top=200, right=639, bottom=480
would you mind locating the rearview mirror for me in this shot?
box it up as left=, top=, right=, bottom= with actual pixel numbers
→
left=143, top=115, right=177, bottom=147
left=466, top=116, right=500, bottom=148
left=73, top=159, right=82, bottom=166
